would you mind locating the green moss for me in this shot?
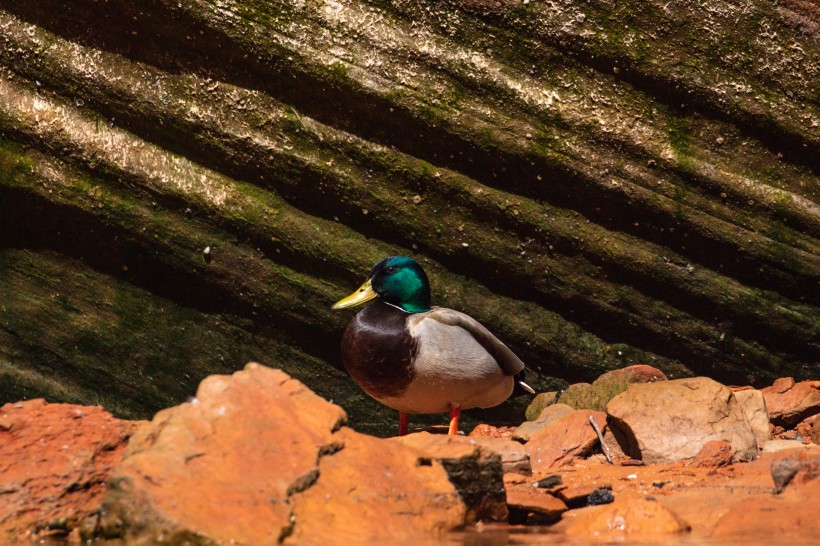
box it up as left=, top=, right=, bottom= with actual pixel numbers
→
left=667, top=114, right=694, bottom=221
left=326, top=61, right=352, bottom=86
left=442, top=81, right=467, bottom=110
left=0, top=140, right=36, bottom=183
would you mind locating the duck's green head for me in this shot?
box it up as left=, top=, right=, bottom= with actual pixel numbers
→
left=332, top=256, right=432, bottom=313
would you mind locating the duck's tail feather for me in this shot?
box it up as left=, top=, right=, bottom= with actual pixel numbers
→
left=518, top=380, right=536, bottom=394
left=513, top=370, right=536, bottom=396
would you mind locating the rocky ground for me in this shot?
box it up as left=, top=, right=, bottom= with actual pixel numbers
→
left=1, top=363, right=818, bottom=544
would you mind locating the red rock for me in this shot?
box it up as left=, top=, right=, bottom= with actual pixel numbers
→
left=763, top=439, right=814, bottom=454
left=0, top=400, right=138, bottom=540
left=390, top=432, right=511, bottom=521
left=98, top=365, right=488, bottom=544
left=606, top=377, right=758, bottom=464
left=769, top=376, right=795, bottom=393
left=602, top=364, right=667, bottom=384
left=813, top=418, right=820, bottom=445
left=553, top=482, right=607, bottom=507
left=712, top=478, right=820, bottom=539
left=762, top=379, right=820, bottom=427
left=503, top=472, right=529, bottom=486
left=524, top=410, right=607, bottom=472
left=513, top=403, right=575, bottom=442
left=466, top=436, right=532, bottom=476
left=505, top=487, right=567, bottom=523
left=554, top=498, right=690, bottom=537
left=733, top=389, right=770, bottom=448
left=795, top=419, right=813, bottom=444
left=287, top=428, right=466, bottom=543
left=770, top=446, right=820, bottom=491
left=468, top=424, right=515, bottom=439
left=98, top=364, right=347, bottom=545
left=601, top=427, right=627, bottom=461
left=692, top=440, right=733, bottom=468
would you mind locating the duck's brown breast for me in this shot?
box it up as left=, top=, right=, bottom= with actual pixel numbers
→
left=340, top=302, right=417, bottom=399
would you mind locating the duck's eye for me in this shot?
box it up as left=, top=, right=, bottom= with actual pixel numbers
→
left=385, top=265, right=397, bottom=274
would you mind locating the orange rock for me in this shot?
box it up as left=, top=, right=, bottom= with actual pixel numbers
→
left=768, top=377, right=795, bottom=393
left=98, top=365, right=483, bottom=545
left=468, top=424, right=515, bottom=439
left=733, top=389, right=770, bottom=448
left=390, top=432, right=511, bottom=522
left=505, top=487, right=567, bottom=523
left=0, top=400, right=138, bottom=540
left=607, top=377, right=758, bottom=464
left=712, top=479, right=820, bottom=539
left=503, top=472, right=529, bottom=486
left=467, top=436, right=531, bottom=476
left=553, top=482, right=609, bottom=507
left=762, top=379, right=820, bottom=427
left=600, top=364, right=667, bottom=384
left=554, top=498, right=690, bottom=537
left=813, top=417, right=820, bottom=445
left=796, top=417, right=814, bottom=444
left=98, top=363, right=348, bottom=545
left=524, top=410, right=607, bottom=472
left=693, top=440, right=733, bottom=468
left=601, top=427, right=627, bottom=461
left=513, top=403, right=575, bottom=443
left=287, top=428, right=466, bottom=543
left=770, top=446, right=820, bottom=491
left=763, top=439, right=814, bottom=454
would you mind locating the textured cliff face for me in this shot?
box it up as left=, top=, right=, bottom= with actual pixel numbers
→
left=0, top=0, right=817, bottom=433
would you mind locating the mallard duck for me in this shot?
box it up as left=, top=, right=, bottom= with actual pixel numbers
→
left=332, top=255, right=534, bottom=436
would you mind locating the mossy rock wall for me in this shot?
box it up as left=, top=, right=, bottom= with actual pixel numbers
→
left=0, top=0, right=817, bottom=435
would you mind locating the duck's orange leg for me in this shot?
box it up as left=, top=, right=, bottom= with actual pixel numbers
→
left=448, top=404, right=461, bottom=436
left=399, top=411, right=409, bottom=436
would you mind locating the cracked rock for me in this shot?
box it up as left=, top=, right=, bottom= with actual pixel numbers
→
left=606, top=377, right=758, bottom=464
left=98, top=363, right=347, bottom=545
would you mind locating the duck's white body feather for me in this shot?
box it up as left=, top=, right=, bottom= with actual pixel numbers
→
left=374, top=307, right=523, bottom=414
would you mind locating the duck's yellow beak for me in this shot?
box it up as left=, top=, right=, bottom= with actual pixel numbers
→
left=332, top=278, right=379, bottom=310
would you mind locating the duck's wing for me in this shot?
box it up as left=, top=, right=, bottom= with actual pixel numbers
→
left=413, top=307, right=526, bottom=376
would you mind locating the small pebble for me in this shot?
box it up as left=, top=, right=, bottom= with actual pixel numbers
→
left=587, top=488, right=615, bottom=506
